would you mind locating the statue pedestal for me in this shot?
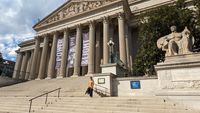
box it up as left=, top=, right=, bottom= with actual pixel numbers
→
left=155, top=53, right=200, bottom=95
left=101, top=63, right=127, bottom=76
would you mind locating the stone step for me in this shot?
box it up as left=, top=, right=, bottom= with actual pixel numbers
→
left=50, top=101, right=184, bottom=109
left=38, top=106, right=196, bottom=113
left=58, top=97, right=173, bottom=104
left=40, top=104, right=187, bottom=112
left=0, top=77, right=198, bottom=113
left=47, top=98, right=186, bottom=107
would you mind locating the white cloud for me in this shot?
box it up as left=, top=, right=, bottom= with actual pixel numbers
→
left=0, top=0, right=66, bottom=61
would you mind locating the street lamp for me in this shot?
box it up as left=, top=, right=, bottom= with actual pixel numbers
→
left=107, top=40, right=114, bottom=63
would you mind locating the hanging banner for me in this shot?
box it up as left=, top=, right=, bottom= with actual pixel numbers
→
left=81, top=32, right=89, bottom=66
left=55, top=38, right=63, bottom=68
left=67, top=34, right=76, bottom=67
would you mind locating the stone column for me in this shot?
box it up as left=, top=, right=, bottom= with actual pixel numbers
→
left=30, top=37, right=40, bottom=80
left=47, top=31, right=58, bottom=79
left=72, top=25, right=82, bottom=77
left=118, top=13, right=127, bottom=65
left=95, top=24, right=101, bottom=73
left=58, top=28, right=69, bottom=78
left=35, top=48, right=42, bottom=78
left=103, top=17, right=109, bottom=64
left=12, top=51, right=23, bottom=79
left=125, top=23, right=130, bottom=70
left=25, top=51, right=33, bottom=80
left=38, top=35, right=49, bottom=79
left=87, top=21, right=96, bottom=75
left=19, top=52, right=29, bottom=80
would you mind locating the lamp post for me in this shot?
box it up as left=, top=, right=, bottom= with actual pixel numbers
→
left=107, top=40, right=114, bottom=64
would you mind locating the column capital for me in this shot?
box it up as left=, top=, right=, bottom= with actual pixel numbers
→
left=76, top=24, right=82, bottom=29
left=102, top=16, right=109, bottom=24
left=118, top=12, right=125, bottom=20
left=43, top=35, right=49, bottom=42
left=62, top=27, right=69, bottom=32
left=34, top=36, right=40, bottom=40
left=88, top=20, right=95, bottom=28
left=15, top=49, right=20, bottom=54
left=88, top=20, right=95, bottom=24
left=43, top=33, right=50, bottom=37
left=50, top=30, right=59, bottom=36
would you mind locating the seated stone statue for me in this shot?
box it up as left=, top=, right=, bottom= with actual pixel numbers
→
left=157, top=26, right=194, bottom=56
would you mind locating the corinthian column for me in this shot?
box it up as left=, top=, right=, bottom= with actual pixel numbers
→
left=25, top=51, right=33, bottom=80
left=118, top=13, right=127, bottom=66
left=125, top=23, right=130, bottom=70
left=47, top=31, right=58, bottom=79
left=12, top=51, right=23, bottom=79
left=30, top=37, right=40, bottom=80
left=58, top=28, right=69, bottom=78
left=19, top=52, right=29, bottom=80
left=72, top=25, right=82, bottom=77
left=87, top=21, right=95, bottom=75
left=103, top=17, right=109, bottom=64
left=38, top=35, right=49, bottom=79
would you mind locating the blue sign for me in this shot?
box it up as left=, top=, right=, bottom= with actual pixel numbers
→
left=130, top=81, right=141, bottom=89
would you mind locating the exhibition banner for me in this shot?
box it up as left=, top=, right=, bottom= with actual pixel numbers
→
left=55, top=38, right=63, bottom=68
left=67, top=34, right=76, bottom=67
left=81, top=32, right=89, bottom=66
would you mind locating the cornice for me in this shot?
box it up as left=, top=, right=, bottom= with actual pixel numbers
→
left=18, top=39, right=35, bottom=47
left=130, top=0, right=193, bottom=16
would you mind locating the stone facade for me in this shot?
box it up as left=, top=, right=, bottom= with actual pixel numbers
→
left=13, top=0, right=176, bottom=80
left=155, top=53, right=200, bottom=91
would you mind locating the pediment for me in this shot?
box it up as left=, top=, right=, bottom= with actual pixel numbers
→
left=34, top=0, right=118, bottom=29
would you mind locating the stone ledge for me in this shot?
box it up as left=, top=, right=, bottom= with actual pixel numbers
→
left=160, top=53, right=200, bottom=64
left=116, top=76, right=158, bottom=81
left=156, top=90, right=200, bottom=96
left=93, top=73, right=115, bottom=77
left=155, top=53, right=200, bottom=70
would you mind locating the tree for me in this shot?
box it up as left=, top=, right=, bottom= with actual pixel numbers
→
left=0, top=52, right=2, bottom=75
left=133, top=0, right=200, bottom=76
left=0, top=52, right=2, bottom=63
left=193, top=0, right=200, bottom=51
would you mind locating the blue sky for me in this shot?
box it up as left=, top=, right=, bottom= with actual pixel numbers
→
left=0, top=0, right=66, bottom=61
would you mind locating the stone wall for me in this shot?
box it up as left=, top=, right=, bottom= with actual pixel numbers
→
left=113, top=77, right=158, bottom=96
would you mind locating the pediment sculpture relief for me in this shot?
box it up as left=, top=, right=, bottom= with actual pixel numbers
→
left=157, top=26, right=195, bottom=56
left=37, top=0, right=117, bottom=27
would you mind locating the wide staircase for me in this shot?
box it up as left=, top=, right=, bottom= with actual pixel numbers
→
left=0, top=77, right=199, bottom=113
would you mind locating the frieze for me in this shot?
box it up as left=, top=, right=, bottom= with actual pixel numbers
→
left=37, top=0, right=117, bottom=28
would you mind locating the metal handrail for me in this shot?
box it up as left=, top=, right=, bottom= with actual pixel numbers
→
left=28, top=88, right=61, bottom=113
left=94, top=84, right=110, bottom=96
left=95, top=84, right=108, bottom=90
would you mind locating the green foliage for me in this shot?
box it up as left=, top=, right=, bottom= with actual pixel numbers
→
left=0, top=52, right=2, bottom=63
left=193, top=0, right=200, bottom=50
left=133, top=0, right=200, bottom=76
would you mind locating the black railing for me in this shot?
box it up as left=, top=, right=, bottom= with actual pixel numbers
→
left=28, top=88, right=61, bottom=113
left=94, top=84, right=110, bottom=96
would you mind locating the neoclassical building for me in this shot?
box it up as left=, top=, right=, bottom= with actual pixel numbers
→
left=13, top=0, right=174, bottom=80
